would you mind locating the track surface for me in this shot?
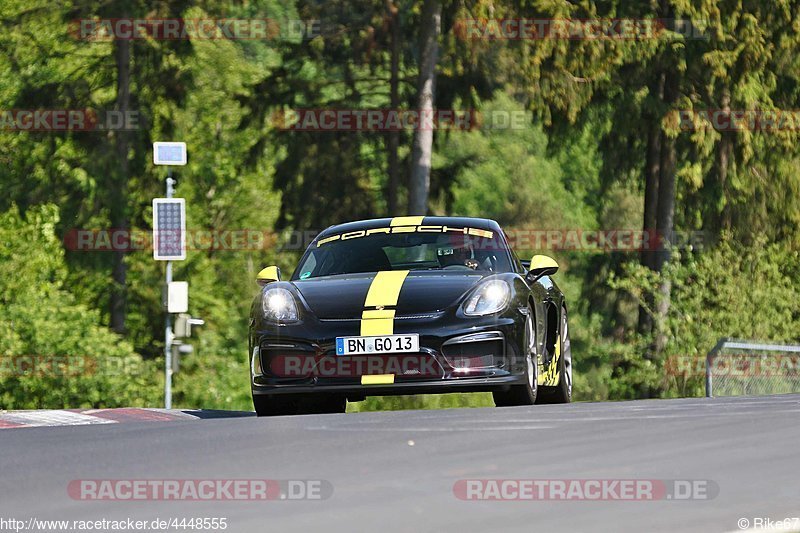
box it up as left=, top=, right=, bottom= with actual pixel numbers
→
left=1, top=395, right=799, bottom=533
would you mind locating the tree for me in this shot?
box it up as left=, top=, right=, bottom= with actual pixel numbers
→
left=385, top=0, right=403, bottom=215
left=110, top=33, right=131, bottom=334
left=0, top=204, right=160, bottom=408
left=0, top=0, right=194, bottom=336
left=407, top=0, right=441, bottom=215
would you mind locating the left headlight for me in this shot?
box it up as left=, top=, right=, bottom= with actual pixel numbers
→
left=462, top=279, right=511, bottom=316
left=262, top=287, right=300, bottom=323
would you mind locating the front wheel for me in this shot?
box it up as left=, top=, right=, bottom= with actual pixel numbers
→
left=493, top=308, right=537, bottom=407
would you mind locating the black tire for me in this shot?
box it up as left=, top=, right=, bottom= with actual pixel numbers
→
left=253, top=394, right=347, bottom=416
left=296, top=395, right=347, bottom=414
left=536, top=305, right=572, bottom=404
left=253, top=394, right=298, bottom=416
left=493, top=308, right=538, bottom=407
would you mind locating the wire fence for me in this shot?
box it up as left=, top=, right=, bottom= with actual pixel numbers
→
left=706, top=339, right=800, bottom=397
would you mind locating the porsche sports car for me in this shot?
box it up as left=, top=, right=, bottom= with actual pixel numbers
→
left=249, top=216, right=572, bottom=416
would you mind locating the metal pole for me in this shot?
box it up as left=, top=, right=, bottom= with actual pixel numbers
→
left=706, top=338, right=726, bottom=399
left=165, top=261, right=172, bottom=408
left=164, top=169, right=175, bottom=409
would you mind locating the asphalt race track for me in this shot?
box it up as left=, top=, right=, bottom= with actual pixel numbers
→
left=1, top=395, right=799, bottom=533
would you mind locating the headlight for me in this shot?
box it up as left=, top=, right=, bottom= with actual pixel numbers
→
left=262, top=287, right=299, bottom=323
left=463, top=280, right=511, bottom=316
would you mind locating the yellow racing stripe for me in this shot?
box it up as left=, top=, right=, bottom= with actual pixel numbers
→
left=538, top=335, right=561, bottom=386
left=360, top=310, right=396, bottom=336
left=361, top=374, right=395, bottom=385
left=390, top=216, right=425, bottom=226
left=360, top=270, right=409, bottom=335
left=364, top=270, right=409, bottom=308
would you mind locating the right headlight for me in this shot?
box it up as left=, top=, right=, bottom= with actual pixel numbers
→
left=462, top=279, right=511, bottom=316
left=262, top=287, right=300, bottom=323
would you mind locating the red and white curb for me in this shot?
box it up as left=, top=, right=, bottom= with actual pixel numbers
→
left=0, top=408, right=203, bottom=429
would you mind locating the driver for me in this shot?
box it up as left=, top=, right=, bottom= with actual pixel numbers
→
left=437, top=243, right=478, bottom=269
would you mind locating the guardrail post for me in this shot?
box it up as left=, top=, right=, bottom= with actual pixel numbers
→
left=706, top=338, right=728, bottom=398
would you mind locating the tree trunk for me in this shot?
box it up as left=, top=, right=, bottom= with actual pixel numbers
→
left=637, top=74, right=664, bottom=339
left=386, top=0, right=401, bottom=215
left=653, top=73, right=679, bottom=356
left=110, top=38, right=131, bottom=334
left=716, top=89, right=733, bottom=232
left=408, top=0, right=441, bottom=215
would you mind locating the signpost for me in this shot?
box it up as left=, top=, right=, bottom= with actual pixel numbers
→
left=152, top=142, right=187, bottom=409
left=153, top=141, right=188, bottom=166
left=152, top=198, right=186, bottom=261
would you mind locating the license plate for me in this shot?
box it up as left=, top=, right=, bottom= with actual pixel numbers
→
left=336, top=334, right=419, bottom=356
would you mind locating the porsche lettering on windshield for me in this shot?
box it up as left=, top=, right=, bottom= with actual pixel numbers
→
left=294, top=227, right=512, bottom=279
left=316, top=225, right=494, bottom=247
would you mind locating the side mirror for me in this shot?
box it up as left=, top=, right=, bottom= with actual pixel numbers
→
left=527, top=255, right=559, bottom=280
left=256, top=266, right=281, bottom=287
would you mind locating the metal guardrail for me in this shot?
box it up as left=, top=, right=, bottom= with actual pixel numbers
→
left=706, top=338, right=800, bottom=398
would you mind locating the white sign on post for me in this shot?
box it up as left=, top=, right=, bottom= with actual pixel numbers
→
left=153, top=142, right=187, bottom=166
left=167, top=281, right=189, bottom=313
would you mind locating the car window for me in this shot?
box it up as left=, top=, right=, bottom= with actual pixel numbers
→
left=293, top=230, right=512, bottom=279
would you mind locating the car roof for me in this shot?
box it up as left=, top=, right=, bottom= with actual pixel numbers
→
left=317, top=216, right=502, bottom=238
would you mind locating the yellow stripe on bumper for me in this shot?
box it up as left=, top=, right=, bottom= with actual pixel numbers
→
left=361, top=374, right=395, bottom=385
left=360, top=312, right=396, bottom=336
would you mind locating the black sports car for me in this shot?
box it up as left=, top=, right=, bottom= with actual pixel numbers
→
left=249, top=216, right=572, bottom=416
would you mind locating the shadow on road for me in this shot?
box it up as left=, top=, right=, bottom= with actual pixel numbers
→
left=179, top=409, right=256, bottom=419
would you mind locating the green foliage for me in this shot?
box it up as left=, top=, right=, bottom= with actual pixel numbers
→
left=0, top=205, right=160, bottom=408
left=438, top=94, right=596, bottom=230
left=609, top=239, right=800, bottom=398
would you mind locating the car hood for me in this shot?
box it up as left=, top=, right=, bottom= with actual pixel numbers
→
left=291, top=271, right=486, bottom=319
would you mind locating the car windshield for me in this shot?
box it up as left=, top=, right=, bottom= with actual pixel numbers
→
left=293, top=229, right=512, bottom=279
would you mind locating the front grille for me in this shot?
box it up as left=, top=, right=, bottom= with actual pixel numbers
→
left=259, top=342, right=317, bottom=378
left=319, top=312, right=442, bottom=322
left=259, top=340, right=447, bottom=381
left=314, top=352, right=444, bottom=381
left=441, top=338, right=505, bottom=369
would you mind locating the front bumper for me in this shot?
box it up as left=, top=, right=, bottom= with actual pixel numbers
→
left=252, top=375, right=527, bottom=397
left=250, top=310, right=527, bottom=398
